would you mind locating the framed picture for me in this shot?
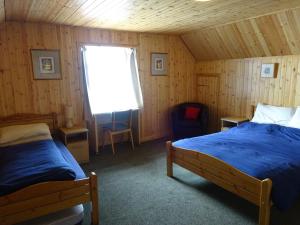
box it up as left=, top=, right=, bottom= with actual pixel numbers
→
left=260, top=63, right=278, bottom=78
left=151, top=53, right=168, bottom=76
left=31, top=49, right=61, bottom=80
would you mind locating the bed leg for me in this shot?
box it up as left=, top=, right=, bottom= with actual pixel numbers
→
left=258, top=179, right=272, bottom=225
left=90, top=172, right=99, bottom=225
left=166, top=141, right=173, bottom=177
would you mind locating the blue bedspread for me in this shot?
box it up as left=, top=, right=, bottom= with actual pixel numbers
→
left=54, top=140, right=86, bottom=180
left=0, top=139, right=86, bottom=196
left=173, top=122, right=300, bottom=210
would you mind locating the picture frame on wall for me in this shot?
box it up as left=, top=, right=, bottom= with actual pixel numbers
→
left=260, top=63, right=278, bottom=78
left=31, top=49, right=62, bottom=80
left=151, top=53, right=168, bottom=76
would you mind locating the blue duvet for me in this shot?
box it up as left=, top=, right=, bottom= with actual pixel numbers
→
left=0, top=139, right=85, bottom=196
left=173, top=122, right=300, bottom=210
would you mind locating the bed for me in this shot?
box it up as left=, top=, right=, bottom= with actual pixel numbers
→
left=166, top=105, right=300, bottom=225
left=0, top=113, right=99, bottom=225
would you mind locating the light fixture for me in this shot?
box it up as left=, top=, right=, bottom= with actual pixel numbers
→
left=65, top=105, right=74, bottom=128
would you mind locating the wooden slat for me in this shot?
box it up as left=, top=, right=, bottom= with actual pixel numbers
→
left=197, top=74, right=220, bottom=132
left=4, top=0, right=300, bottom=33
left=0, top=0, right=4, bottom=23
left=174, top=149, right=261, bottom=194
left=0, top=22, right=195, bottom=144
left=182, top=7, right=300, bottom=60
left=0, top=113, right=58, bottom=133
left=295, top=58, right=300, bottom=105
left=1, top=194, right=90, bottom=225
left=0, top=178, right=89, bottom=206
left=174, top=157, right=260, bottom=205
left=0, top=173, right=99, bottom=225
left=195, top=56, right=300, bottom=132
left=0, top=185, right=89, bottom=217
left=138, top=34, right=196, bottom=142
left=173, top=147, right=261, bottom=204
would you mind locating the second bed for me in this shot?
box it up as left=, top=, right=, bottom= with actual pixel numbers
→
left=167, top=121, right=300, bottom=225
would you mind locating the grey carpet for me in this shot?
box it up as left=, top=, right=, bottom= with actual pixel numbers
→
left=81, top=140, right=300, bottom=225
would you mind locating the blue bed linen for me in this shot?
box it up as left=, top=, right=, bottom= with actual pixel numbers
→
left=0, top=139, right=81, bottom=196
left=173, top=122, right=300, bottom=210
left=54, top=140, right=86, bottom=180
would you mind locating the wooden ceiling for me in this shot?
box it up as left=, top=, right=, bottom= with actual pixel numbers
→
left=182, top=7, right=300, bottom=60
left=1, top=0, right=300, bottom=34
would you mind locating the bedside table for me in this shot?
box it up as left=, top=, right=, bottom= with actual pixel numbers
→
left=60, top=127, right=89, bottom=164
left=221, top=117, right=249, bottom=131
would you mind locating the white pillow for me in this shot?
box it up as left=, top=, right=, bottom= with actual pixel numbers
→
left=288, top=107, right=300, bottom=129
left=251, top=103, right=295, bottom=126
left=0, top=134, right=52, bottom=147
left=0, top=123, right=51, bottom=146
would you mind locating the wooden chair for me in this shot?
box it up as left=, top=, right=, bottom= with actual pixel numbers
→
left=101, top=109, right=134, bottom=154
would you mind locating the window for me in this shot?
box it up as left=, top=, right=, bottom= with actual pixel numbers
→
left=82, top=45, right=143, bottom=114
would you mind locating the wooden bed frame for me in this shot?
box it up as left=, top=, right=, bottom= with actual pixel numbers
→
left=0, top=113, right=99, bottom=225
left=166, top=125, right=272, bottom=225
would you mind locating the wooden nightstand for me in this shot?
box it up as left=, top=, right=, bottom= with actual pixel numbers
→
left=221, top=117, right=249, bottom=131
left=60, top=127, right=89, bottom=164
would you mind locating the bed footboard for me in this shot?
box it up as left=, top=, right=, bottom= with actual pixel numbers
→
left=166, top=141, right=272, bottom=225
left=0, top=172, right=99, bottom=225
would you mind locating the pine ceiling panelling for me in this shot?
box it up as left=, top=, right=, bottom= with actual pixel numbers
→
left=4, top=0, right=300, bottom=33
left=182, top=7, right=300, bottom=60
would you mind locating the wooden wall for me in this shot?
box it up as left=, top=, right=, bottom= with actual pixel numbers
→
left=0, top=0, right=4, bottom=23
left=182, top=7, right=300, bottom=60
left=196, top=55, right=300, bottom=131
left=0, top=22, right=196, bottom=143
left=139, top=34, right=196, bottom=141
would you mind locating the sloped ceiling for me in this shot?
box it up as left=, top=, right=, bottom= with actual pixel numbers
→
left=1, top=1, right=300, bottom=60
left=181, top=7, right=300, bottom=60
left=2, top=0, right=300, bottom=34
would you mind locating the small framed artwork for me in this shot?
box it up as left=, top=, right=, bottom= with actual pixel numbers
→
left=260, top=63, right=278, bottom=78
left=151, top=53, right=168, bottom=76
left=31, top=49, right=62, bottom=80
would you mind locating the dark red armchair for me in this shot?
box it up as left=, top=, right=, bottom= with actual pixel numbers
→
left=171, top=102, right=208, bottom=140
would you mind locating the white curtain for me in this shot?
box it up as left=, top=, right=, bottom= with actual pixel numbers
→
left=82, top=45, right=143, bottom=114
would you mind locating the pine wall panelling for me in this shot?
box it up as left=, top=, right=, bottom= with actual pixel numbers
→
left=197, top=74, right=220, bottom=132
left=196, top=55, right=300, bottom=131
left=181, top=7, right=300, bottom=60
left=0, top=22, right=196, bottom=143
left=138, top=34, right=196, bottom=141
left=0, top=0, right=4, bottom=23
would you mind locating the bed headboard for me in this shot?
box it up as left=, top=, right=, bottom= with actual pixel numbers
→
left=0, top=113, right=58, bottom=134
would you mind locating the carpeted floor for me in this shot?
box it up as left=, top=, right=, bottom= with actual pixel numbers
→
left=81, top=140, right=300, bottom=225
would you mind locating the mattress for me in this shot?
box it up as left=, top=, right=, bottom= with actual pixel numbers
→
left=173, top=122, right=300, bottom=210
